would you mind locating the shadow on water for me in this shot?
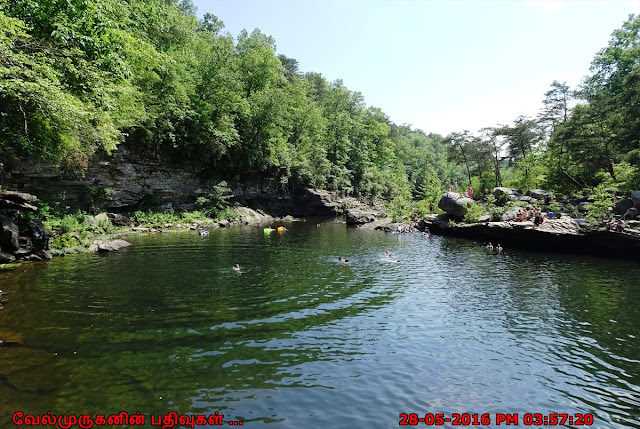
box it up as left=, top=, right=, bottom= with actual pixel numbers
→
left=1, top=221, right=639, bottom=427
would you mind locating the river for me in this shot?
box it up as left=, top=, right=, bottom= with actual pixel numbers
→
left=1, top=219, right=639, bottom=428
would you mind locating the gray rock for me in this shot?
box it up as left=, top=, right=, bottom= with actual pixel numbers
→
left=631, top=191, right=640, bottom=209
left=517, top=196, right=536, bottom=203
left=577, top=202, right=592, bottom=212
left=94, top=213, right=110, bottom=222
left=24, top=249, right=53, bottom=261
left=0, top=251, right=16, bottom=263
left=0, top=216, right=20, bottom=251
left=235, top=207, right=274, bottom=225
left=345, top=208, right=379, bottom=225
left=438, top=192, right=475, bottom=217
left=500, top=208, right=521, bottom=222
left=89, top=239, right=131, bottom=253
left=493, top=187, right=522, bottom=200
left=478, top=213, right=491, bottom=222
left=615, top=198, right=634, bottom=215
left=0, top=190, right=38, bottom=212
left=13, top=248, right=32, bottom=258
left=107, top=213, right=134, bottom=227
left=526, top=189, right=550, bottom=200
left=218, top=219, right=230, bottom=227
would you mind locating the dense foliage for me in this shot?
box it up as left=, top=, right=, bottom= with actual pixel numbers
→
left=2, top=0, right=638, bottom=210
left=0, top=0, right=459, bottom=203
left=444, top=15, right=640, bottom=201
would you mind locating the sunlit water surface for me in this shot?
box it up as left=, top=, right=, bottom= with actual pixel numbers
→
left=1, top=220, right=639, bottom=428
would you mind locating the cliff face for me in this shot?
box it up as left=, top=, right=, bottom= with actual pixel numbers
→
left=4, top=148, right=340, bottom=217
left=7, top=149, right=212, bottom=211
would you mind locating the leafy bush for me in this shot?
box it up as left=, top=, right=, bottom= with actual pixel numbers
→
left=82, top=184, right=115, bottom=212
left=496, top=192, right=511, bottom=206
left=387, top=196, right=412, bottom=222
left=195, top=181, right=233, bottom=216
left=463, top=202, right=487, bottom=223
left=587, top=183, right=615, bottom=223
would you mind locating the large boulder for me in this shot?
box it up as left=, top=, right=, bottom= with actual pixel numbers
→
left=438, top=192, right=474, bottom=217
left=631, top=191, right=640, bottom=209
left=493, top=187, right=522, bottom=200
left=526, top=189, right=550, bottom=200
left=500, top=208, right=521, bottom=222
left=577, top=202, right=592, bottom=212
left=345, top=208, right=380, bottom=225
left=615, top=198, right=635, bottom=215
left=235, top=207, right=273, bottom=225
left=0, top=216, right=20, bottom=251
left=107, top=213, right=134, bottom=227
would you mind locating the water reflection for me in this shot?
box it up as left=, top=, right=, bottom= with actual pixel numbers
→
left=0, top=222, right=639, bottom=427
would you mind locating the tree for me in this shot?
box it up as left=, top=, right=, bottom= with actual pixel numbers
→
left=538, top=80, right=571, bottom=136
left=445, top=131, right=475, bottom=185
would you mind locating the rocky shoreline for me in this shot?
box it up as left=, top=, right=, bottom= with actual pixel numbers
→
left=419, top=213, right=640, bottom=257
left=2, top=184, right=640, bottom=267
left=0, top=188, right=386, bottom=266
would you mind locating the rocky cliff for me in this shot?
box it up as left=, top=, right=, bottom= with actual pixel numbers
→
left=4, top=147, right=342, bottom=217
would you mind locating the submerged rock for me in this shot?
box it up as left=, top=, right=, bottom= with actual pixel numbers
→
left=88, top=239, right=131, bottom=253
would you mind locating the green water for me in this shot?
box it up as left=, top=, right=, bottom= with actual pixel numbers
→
left=1, top=220, right=639, bottom=428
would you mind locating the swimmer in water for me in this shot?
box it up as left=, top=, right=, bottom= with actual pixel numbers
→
left=344, top=259, right=350, bottom=266
left=486, top=242, right=493, bottom=250
left=233, top=264, right=241, bottom=271
left=496, top=244, right=503, bottom=253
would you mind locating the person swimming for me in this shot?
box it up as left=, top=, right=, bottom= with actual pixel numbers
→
left=496, top=244, right=503, bottom=252
left=486, top=242, right=493, bottom=250
left=199, top=230, right=209, bottom=236
left=343, top=259, right=350, bottom=266
left=233, top=264, right=241, bottom=271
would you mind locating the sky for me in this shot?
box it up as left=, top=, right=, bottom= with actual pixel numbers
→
left=192, top=0, right=640, bottom=136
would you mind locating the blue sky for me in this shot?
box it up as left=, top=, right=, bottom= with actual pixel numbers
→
left=192, top=0, right=639, bottom=136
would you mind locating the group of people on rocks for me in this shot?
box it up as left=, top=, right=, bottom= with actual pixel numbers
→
left=510, top=207, right=546, bottom=227
left=605, top=217, right=627, bottom=232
